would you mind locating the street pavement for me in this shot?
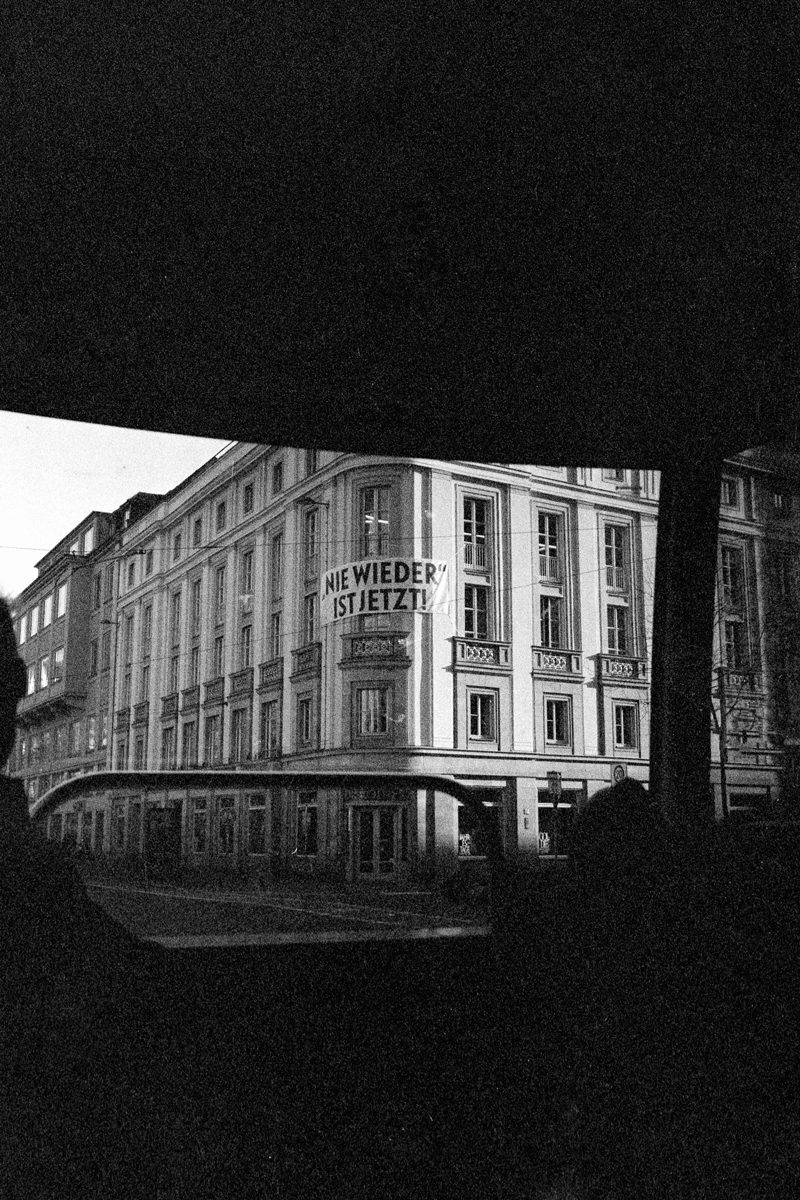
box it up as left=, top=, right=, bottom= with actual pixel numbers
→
left=86, top=877, right=491, bottom=945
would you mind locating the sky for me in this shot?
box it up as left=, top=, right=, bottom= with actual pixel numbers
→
left=0, top=412, right=230, bottom=599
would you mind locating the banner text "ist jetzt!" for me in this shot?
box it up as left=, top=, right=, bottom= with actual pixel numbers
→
left=320, top=559, right=449, bottom=625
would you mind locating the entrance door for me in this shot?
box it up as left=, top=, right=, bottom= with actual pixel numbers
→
left=354, top=807, right=397, bottom=877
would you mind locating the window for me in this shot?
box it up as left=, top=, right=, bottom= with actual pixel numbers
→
left=83, top=526, right=94, bottom=554
left=117, top=739, right=128, bottom=770
left=182, top=721, right=198, bottom=767
left=603, top=468, right=626, bottom=482
left=239, top=624, right=252, bottom=669
left=191, top=579, right=202, bottom=632
left=161, top=726, right=177, bottom=769
left=170, top=591, right=182, bottom=645
left=463, top=498, right=489, bottom=569
left=141, top=662, right=150, bottom=698
left=70, top=719, right=83, bottom=755
left=356, top=687, right=389, bottom=736
left=536, top=792, right=577, bottom=859
left=134, top=735, right=146, bottom=769
left=142, top=604, right=153, bottom=653
left=540, top=595, right=563, bottom=648
left=173, top=531, right=182, bottom=562
left=303, top=594, right=318, bottom=645
left=248, top=794, right=268, bottom=855
left=614, top=703, right=639, bottom=750
left=43, top=594, right=53, bottom=627
left=101, top=631, right=111, bottom=672
left=305, top=448, right=319, bottom=476
left=113, top=800, right=126, bottom=848
left=216, top=500, right=227, bottom=532
left=100, top=711, right=108, bottom=749
left=104, top=564, right=113, bottom=600
left=145, top=547, right=154, bottom=576
left=721, top=546, right=744, bottom=609
left=52, top=645, right=65, bottom=682
left=215, top=565, right=226, bottom=617
left=270, top=612, right=282, bottom=659
left=30, top=605, right=39, bottom=637
left=240, top=549, right=254, bottom=597
left=193, top=517, right=203, bottom=547
left=607, top=605, right=629, bottom=655
left=56, top=725, right=68, bottom=758
left=213, top=635, right=225, bottom=678
left=458, top=800, right=499, bottom=858
left=545, top=697, right=571, bottom=745
left=218, top=797, right=236, bottom=854
left=260, top=699, right=280, bottom=758
left=464, top=584, right=489, bottom=639
left=87, top=715, right=98, bottom=751
left=724, top=620, right=746, bottom=670
left=243, top=481, right=255, bottom=514
left=192, top=798, right=208, bottom=854
left=231, top=708, right=249, bottom=761
left=90, top=639, right=99, bottom=676
left=468, top=691, right=496, bottom=741
left=296, top=792, right=318, bottom=856
left=190, top=645, right=200, bottom=686
left=18, top=613, right=26, bottom=644
left=26, top=664, right=35, bottom=695
left=772, top=489, right=792, bottom=517
left=721, top=477, right=739, bottom=507
left=124, top=614, right=134, bottom=663
left=122, top=670, right=132, bottom=707
left=297, top=696, right=313, bottom=746
left=303, top=509, right=318, bottom=577
left=604, top=525, right=627, bottom=589
left=271, top=533, right=283, bottom=596
left=538, top=512, right=562, bottom=579
left=127, top=561, right=136, bottom=588
left=92, top=574, right=102, bottom=610
left=360, top=486, right=390, bottom=557
left=272, top=461, right=284, bottom=495
left=94, top=809, right=105, bottom=850
left=168, top=654, right=179, bottom=694
left=204, top=714, right=222, bottom=764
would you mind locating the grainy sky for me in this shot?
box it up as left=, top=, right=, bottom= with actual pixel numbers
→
left=0, top=412, right=229, bottom=599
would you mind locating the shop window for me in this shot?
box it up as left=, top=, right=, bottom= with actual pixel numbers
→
left=536, top=792, right=577, bottom=858
left=193, top=797, right=208, bottom=853
left=218, top=796, right=236, bottom=854
left=248, top=793, right=268, bottom=855
left=457, top=800, right=499, bottom=858
left=296, top=792, right=318, bottom=856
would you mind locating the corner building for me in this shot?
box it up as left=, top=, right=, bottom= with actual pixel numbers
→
left=18, top=445, right=800, bottom=882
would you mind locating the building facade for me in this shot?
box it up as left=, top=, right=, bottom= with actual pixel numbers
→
left=13, top=444, right=800, bottom=882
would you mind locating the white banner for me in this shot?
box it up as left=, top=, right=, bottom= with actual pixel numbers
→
left=321, top=558, right=449, bottom=625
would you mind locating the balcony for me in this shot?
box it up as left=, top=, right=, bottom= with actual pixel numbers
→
left=203, top=677, right=225, bottom=706
left=717, top=666, right=763, bottom=696
left=291, top=642, right=321, bottom=678
left=464, top=542, right=488, bottom=570
left=605, top=564, right=627, bottom=591
left=258, top=658, right=284, bottom=689
left=341, top=632, right=410, bottom=666
left=161, top=694, right=178, bottom=719
left=133, top=701, right=150, bottom=725
left=230, top=666, right=254, bottom=696
left=539, top=553, right=562, bottom=582
left=181, top=684, right=200, bottom=711
left=532, top=647, right=583, bottom=677
left=452, top=638, right=512, bottom=671
left=594, top=654, right=648, bottom=684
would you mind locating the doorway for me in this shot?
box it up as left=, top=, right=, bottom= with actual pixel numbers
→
left=353, top=806, right=399, bottom=878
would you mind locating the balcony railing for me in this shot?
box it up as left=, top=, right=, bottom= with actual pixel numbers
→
left=464, top=541, right=488, bottom=570
left=341, top=632, right=410, bottom=664
left=539, top=553, right=562, bottom=581
left=452, top=638, right=512, bottom=670
left=594, top=654, right=648, bottom=683
left=230, top=667, right=254, bottom=696
left=291, top=642, right=321, bottom=678
left=161, top=694, right=178, bottom=719
left=203, top=677, right=225, bottom=706
left=718, top=665, right=763, bottom=695
left=532, top=647, right=583, bottom=677
left=605, top=564, right=627, bottom=590
left=181, top=684, right=200, bottom=711
left=133, top=701, right=150, bottom=725
left=258, top=658, right=284, bottom=689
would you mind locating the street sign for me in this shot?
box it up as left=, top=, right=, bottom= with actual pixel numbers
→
left=547, top=771, right=562, bottom=805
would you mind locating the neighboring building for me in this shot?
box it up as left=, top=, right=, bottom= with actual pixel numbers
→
left=16, top=444, right=800, bottom=882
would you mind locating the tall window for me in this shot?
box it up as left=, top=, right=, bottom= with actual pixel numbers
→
left=30, top=605, right=39, bottom=637
left=140, top=662, right=150, bottom=698
left=134, top=734, right=146, bottom=769
left=43, top=595, right=53, bottom=627
left=100, top=712, right=108, bottom=749
left=215, top=565, right=226, bottom=618
left=540, top=595, right=563, bottom=648
left=170, top=591, right=182, bottom=646
left=243, top=481, right=255, bottom=514
left=204, top=714, right=222, bottom=764
left=468, top=691, right=496, bottom=741
left=18, top=613, right=26, bottom=644
left=218, top=797, right=235, bottom=852
left=241, top=549, right=254, bottom=596
left=604, top=525, right=627, bottom=590
left=191, top=579, right=202, bottom=631
left=87, top=715, right=97, bottom=752
left=142, top=604, right=153, bottom=653
left=296, top=793, right=318, bottom=856
left=101, top=631, right=111, bottom=672
left=721, top=477, right=739, bottom=508
left=271, top=533, right=284, bottom=596
left=721, top=546, right=744, bottom=610
left=56, top=582, right=67, bottom=616
left=52, top=646, right=65, bottom=682
left=538, top=513, right=562, bottom=579
left=463, top=498, right=489, bottom=569
left=297, top=696, right=313, bottom=746
left=192, top=797, right=208, bottom=853
left=607, top=605, right=629, bottom=655
left=122, top=670, right=132, bottom=707
left=231, top=708, right=249, bottom=761
left=303, top=509, right=318, bottom=577
left=93, top=574, right=102, bottom=610
left=182, top=721, right=198, bottom=767
left=260, top=699, right=280, bottom=758
left=90, top=639, right=99, bottom=676
left=305, top=448, right=319, bottom=476
left=26, top=663, right=35, bottom=695
left=39, top=657, right=49, bottom=688
left=239, top=624, right=252, bottom=669
left=213, top=635, right=225, bottom=678
left=145, top=547, right=154, bottom=576
left=614, top=704, right=638, bottom=750
left=545, top=697, right=571, bottom=744
left=168, top=654, right=179, bottom=694
left=124, top=614, right=134, bottom=663
left=356, top=687, right=389, bottom=736
left=464, top=584, right=489, bottom=640
left=272, top=461, right=284, bottom=495
left=190, top=645, right=200, bottom=686
left=127, top=561, right=136, bottom=588
left=193, top=517, right=203, bottom=547
left=360, top=486, right=390, bottom=557
left=216, top=500, right=227, bottom=532
left=270, top=612, right=282, bottom=659
left=724, top=620, right=746, bottom=670
left=173, top=531, right=182, bottom=562
left=161, top=726, right=177, bottom=769
left=303, top=594, right=318, bottom=645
